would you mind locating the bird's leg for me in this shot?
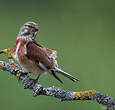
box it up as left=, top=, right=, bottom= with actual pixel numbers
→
left=0, top=48, right=16, bottom=66
left=34, top=74, right=41, bottom=83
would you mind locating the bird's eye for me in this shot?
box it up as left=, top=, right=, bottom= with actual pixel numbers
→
left=25, top=25, right=33, bottom=28
left=28, top=25, right=33, bottom=28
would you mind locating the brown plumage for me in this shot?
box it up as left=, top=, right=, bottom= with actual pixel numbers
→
left=13, top=21, right=79, bottom=83
left=26, top=40, right=54, bottom=69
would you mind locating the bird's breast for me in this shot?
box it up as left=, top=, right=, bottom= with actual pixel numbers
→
left=13, top=39, right=26, bottom=62
left=13, top=39, right=45, bottom=74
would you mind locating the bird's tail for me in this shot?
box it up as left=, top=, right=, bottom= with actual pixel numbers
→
left=55, top=67, right=79, bottom=82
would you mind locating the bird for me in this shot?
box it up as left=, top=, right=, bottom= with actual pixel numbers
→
left=12, top=21, right=79, bottom=83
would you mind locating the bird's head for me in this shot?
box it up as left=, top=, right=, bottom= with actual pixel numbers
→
left=17, top=21, right=39, bottom=40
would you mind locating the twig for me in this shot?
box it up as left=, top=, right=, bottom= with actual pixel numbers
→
left=0, top=48, right=115, bottom=110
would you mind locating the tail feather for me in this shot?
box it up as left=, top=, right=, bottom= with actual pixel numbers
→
left=55, top=67, right=79, bottom=82
left=51, top=70, right=63, bottom=83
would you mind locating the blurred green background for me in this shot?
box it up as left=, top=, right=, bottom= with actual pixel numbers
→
left=0, top=0, right=115, bottom=109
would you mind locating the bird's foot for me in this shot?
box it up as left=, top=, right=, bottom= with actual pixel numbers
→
left=34, top=74, right=41, bottom=83
left=33, top=77, right=39, bottom=83
left=23, top=74, right=40, bottom=88
left=23, top=78, right=39, bottom=89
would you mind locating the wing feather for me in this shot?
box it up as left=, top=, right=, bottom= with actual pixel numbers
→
left=33, top=40, right=57, bottom=59
left=26, top=41, right=54, bottom=70
left=26, top=40, right=78, bottom=82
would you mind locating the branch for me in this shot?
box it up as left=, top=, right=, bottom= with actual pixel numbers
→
left=0, top=48, right=115, bottom=110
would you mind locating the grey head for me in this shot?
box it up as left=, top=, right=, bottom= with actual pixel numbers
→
left=18, top=21, right=39, bottom=40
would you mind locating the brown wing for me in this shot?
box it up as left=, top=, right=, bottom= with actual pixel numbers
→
left=26, top=40, right=78, bottom=83
left=33, top=40, right=57, bottom=59
left=26, top=41, right=54, bottom=70
left=26, top=41, right=63, bottom=83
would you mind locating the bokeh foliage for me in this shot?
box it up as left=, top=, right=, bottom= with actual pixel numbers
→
left=0, top=0, right=115, bottom=110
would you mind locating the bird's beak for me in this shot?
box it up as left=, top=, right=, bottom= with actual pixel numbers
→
left=33, top=27, right=38, bottom=32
